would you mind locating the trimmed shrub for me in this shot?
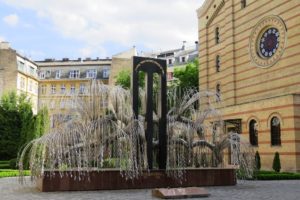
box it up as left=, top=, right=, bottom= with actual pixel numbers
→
left=255, top=151, right=261, bottom=170
left=256, top=173, right=300, bottom=180
left=272, top=152, right=281, bottom=172
left=9, top=158, right=17, bottom=169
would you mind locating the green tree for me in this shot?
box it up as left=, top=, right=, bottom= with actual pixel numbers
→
left=0, top=91, right=49, bottom=160
left=115, top=70, right=131, bottom=89
left=272, top=152, right=281, bottom=172
left=115, top=70, right=146, bottom=89
left=255, top=151, right=261, bottom=170
left=173, top=58, right=199, bottom=90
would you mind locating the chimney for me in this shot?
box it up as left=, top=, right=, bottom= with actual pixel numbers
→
left=0, top=42, right=10, bottom=49
left=182, top=41, right=186, bottom=50
left=195, top=41, right=199, bottom=51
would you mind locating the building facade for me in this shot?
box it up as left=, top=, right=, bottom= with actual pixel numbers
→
left=144, top=42, right=198, bottom=82
left=197, top=0, right=300, bottom=171
left=36, top=58, right=111, bottom=127
left=0, top=42, right=39, bottom=113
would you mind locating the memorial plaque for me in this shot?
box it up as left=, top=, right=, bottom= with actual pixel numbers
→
left=152, top=187, right=210, bottom=199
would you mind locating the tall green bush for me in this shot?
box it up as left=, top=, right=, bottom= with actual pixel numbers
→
left=0, top=91, right=49, bottom=160
left=255, top=151, right=261, bottom=170
left=173, top=58, right=199, bottom=91
left=272, top=152, right=281, bottom=172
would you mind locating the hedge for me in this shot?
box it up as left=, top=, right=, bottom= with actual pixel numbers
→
left=253, top=170, right=300, bottom=180
left=0, top=170, right=30, bottom=178
left=256, top=173, right=300, bottom=180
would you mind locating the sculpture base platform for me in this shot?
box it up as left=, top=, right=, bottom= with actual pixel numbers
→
left=37, top=168, right=236, bottom=192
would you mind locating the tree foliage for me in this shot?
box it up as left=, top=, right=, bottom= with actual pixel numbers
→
left=0, top=91, right=49, bottom=160
left=272, top=152, right=281, bottom=172
left=255, top=151, right=261, bottom=170
left=173, top=58, right=199, bottom=90
left=115, top=70, right=146, bottom=89
left=115, top=70, right=131, bottom=89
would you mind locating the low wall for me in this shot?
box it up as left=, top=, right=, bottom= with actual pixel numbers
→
left=37, top=168, right=236, bottom=192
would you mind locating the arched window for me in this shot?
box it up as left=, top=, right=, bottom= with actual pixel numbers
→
left=241, top=0, right=247, bottom=9
left=215, top=27, right=220, bottom=44
left=271, top=117, right=281, bottom=146
left=249, top=120, right=258, bottom=146
left=216, top=55, right=220, bottom=72
left=216, top=84, right=221, bottom=102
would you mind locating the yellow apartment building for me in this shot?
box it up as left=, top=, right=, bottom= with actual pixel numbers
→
left=36, top=58, right=111, bottom=127
left=0, top=42, right=39, bottom=114
left=197, top=0, right=300, bottom=171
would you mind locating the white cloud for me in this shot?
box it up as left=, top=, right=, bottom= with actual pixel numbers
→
left=3, top=13, right=19, bottom=27
left=0, top=35, right=5, bottom=42
left=2, top=0, right=205, bottom=56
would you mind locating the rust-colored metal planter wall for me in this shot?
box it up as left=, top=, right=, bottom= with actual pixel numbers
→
left=37, top=168, right=236, bottom=192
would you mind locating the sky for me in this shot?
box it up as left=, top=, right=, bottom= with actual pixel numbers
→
left=0, top=0, right=205, bottom=61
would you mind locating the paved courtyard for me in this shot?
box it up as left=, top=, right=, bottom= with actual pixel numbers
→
left=0, top=177, right=299, bottom=200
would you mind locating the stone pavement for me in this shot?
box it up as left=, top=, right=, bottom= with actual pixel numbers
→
left=0, top=177, right=299, bottom=200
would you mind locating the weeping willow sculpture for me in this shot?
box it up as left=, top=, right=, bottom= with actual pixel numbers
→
left=18, top=80, right=255, bottom=183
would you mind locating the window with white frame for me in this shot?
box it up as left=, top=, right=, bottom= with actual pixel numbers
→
left=55, top=70, right=61, bottom=79
left=103, top=68, right=110, bottom=78
left=60, top=100, right=65, bottom=109
left=40, top=85, right=46, bottom=95
left=28, top=80, right=33, bottom=92
left=50, top=101, right=55, bottom=109
left=19, top=77, right=25, bottom=89
left=17, top=61, right=25, bottom=72
left=29, top=66, right=35, bottom=76
left=79, top=83, right=85, bottom=94
left=35, top=83, right=38, bottom=94
left=181, top=56, right=186, bottom=63
left=60, top=84, right=66, bottom=94
left=39, top=70, right=46, bottom=79
left=46, top=70, right=51, bottom=77
left=86, top=69, right=97, bottom=79
left=69, top=70, right=80, bottom=78
left=51, top=84, right=56, bottom=94
left=70, top=84, right=76, bottom=94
